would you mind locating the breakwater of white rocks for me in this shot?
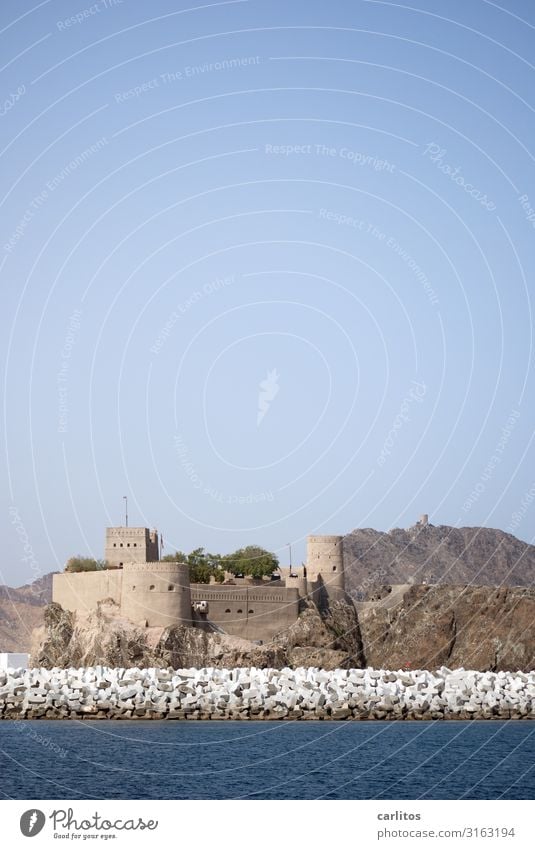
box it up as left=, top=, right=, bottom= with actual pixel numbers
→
left=1, top=666, right=534, bottom=720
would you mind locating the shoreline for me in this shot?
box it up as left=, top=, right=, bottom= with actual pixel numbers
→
left=2, top=666, right=534, bottom=722
left=5, top=714, right=534, bottom=721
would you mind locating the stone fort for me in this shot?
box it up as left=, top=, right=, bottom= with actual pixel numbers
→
left=53, top=528, right=346, bottom=642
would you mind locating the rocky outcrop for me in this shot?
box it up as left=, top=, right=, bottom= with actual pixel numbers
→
left=344, top=524, right=535, bottom=594
left=32, top=584, right=534, bottom=673
left=31, top=602, right=286, bottom=669
left=157, top=624, right=288, bottom=669
left=281, top=599, right=364, bottom=668
left=358, top=585, right=535, bottom=672
left=31, top=597, right=364, bottom=671
left=2, top=666, right=534, bottom=721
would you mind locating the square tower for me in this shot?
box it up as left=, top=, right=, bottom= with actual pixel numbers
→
left=105, top=527, right=159, bottom=568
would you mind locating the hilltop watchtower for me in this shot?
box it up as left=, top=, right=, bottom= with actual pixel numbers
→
left=105, top=526, right=159, bottom=568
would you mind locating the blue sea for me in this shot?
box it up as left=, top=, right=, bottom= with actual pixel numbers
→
left=1, top=721, right=533, bottom=800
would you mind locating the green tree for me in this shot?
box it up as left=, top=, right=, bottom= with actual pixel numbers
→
left=162, top=547, right=225, bottom=583
left=223, top=545, right=279, bottom=579
left=161, top=550, right=188, bottom=564
left=65, top=556, right=107, bottom=573
left=189, top=564, right=213, bottom=584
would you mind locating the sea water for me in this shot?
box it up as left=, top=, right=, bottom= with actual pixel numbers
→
left=1, top=720, right=533, bottom=799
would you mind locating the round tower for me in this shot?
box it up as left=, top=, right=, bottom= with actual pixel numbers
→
left=306, top=535, right=345, bottom=600
left=120, top=562, right=191, bottom=627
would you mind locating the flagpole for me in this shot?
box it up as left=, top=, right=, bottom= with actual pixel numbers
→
left=123, top=496, right=128, bottom=528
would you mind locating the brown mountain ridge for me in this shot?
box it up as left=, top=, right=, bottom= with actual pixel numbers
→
left=343, top=523, right=534, bottom=599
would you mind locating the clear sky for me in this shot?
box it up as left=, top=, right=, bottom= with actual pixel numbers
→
left=1, top=0, right=534, bottom=586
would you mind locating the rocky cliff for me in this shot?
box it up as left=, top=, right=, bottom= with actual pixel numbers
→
left=31, top=583, right=535, bottom=672
left=358, top=584, right=535, bottom=672
left=31, top=597, right=365, bottom=671
left=344, top=524, right=535, bottom=596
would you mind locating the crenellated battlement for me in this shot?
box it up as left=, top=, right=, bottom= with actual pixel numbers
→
left=122, top=561, right=186, bottom=573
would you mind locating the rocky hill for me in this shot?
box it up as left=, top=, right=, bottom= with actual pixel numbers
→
left=357, top=584, right=535, bottom=672
left=0, top=572, right=54, bottom=652
left=344, top=524, right=535, bottom=598
left=31, top=597, right=365, bottom=671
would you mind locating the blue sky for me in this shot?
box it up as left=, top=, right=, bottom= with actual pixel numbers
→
left=1, top=0, right=535, bottom=585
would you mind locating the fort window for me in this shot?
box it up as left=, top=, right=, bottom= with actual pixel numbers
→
left=149, top=584, right=155, bottom=590
left=132, top=585, right=136, bottom=590
left=127, top=543, right=130, bottom=547
left=168, top=585, right=174, bottom=591
left=113, top=543, right=117, bottom=547
left=248, top=609, right=254, bottom=614
left=333, top=566, right=337, bottom=571
left=134, top=543, right=137, bottom=547
left=237, top=609, right=243, bottom=613
left=225, top=609, right=231, bottom=613
left=120, top=543, right=123, bottom=547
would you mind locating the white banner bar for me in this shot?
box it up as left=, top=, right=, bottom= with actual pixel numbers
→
left=0, top=799, right=532, bottom=848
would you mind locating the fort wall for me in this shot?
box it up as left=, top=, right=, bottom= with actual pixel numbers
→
left=52, top=563, right=191, bottom=628
left=52, top=570, right=123, bottom=613
left=190, top=584, right=299, bottom=641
